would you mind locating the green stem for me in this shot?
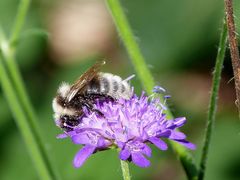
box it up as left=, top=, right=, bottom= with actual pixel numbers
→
left=10, top=0, right=30, bottom=47
left=106, top=0, right=198, bottom=179
left=3, top=53, right=60, bottom=179
left=0, top=54, right=52, bottom=180
left=0, top=0, right=60, bottom=179
left=106, top=0, right=154, bottom=95
left=198, top=20, right=228, bottom=180
left=120, top=160, right=131, bottom=180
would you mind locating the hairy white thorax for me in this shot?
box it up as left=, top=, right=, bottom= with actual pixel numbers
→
left=57, top=82, right=70, bottom=98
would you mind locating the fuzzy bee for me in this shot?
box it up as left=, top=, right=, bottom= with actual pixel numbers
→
left=52, top=61, right=133, bottom=131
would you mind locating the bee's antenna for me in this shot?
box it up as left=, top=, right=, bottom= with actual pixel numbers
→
left=124, top=74, right=135, bottom=81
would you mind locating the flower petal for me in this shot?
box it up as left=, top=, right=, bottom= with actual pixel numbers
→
left=148, top=137, right=168, bottom=150
left=119, top=149, right=131, bottom=160
left=72, top=134, right=91, bottom=145
left=167, top=117, right=186, bottom=129
left=73, top=145, right=96, bottom=168
left=158, top=130, right=171, bottom=137
left=97, top=137, right=105, bottom=147
left=175, top=140, right=196, bottom=150
left=142, top=144, right=152, bottom=157
left=172, top=117, right=186, bottom=128
left=131, top=152, right=150, bottom=168
left=169, top=131, right=186, bottom=140
left=56, top=133, right=68, bottom=139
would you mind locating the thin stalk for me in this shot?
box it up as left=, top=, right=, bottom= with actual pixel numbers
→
left=198, top=20, right=228, bottom=180
left=106, top=0, right=198, bottom=179
left=0, top=0, right=60, bottom=179
left=10, top=0, right=30, bottom=47
left=105, top=0, right=154, bottom=95
left=224, top=0, right=240, bottom=113
left=0, top=55, right=52, bottom=180
left=2, top=52, right=60, bottom=180
left=1, top=37, right=43, bottom=143
left=120, top=160, right=131, bottom=180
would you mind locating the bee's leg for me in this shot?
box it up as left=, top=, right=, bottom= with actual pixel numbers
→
left=82, top=99, right=104, bottom=117
left=86, top=93, right=115, bottom=102
left=98, top=94, right=115, bottom=102
left=82, top=100, right=93, bottom=112
left=93, top=109, right=104, bottom=117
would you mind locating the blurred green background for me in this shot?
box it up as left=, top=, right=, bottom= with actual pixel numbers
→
left=0, top=0, right=240, bottom=179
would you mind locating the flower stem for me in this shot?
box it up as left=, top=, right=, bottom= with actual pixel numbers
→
left=198, top=20, right=228, bottom=180
left=10, top=0, right=30, bottom=47
left=105, top=0, right=154, bottom=95
left=0, top=0, right=60, bottom=179
left=224, top=0, right=240, bottom=113
left=120, top=160, right=131, bottom=180
left=106, top=0, right=198, bottom=179
left=1, top=51, right=61, bottom=180
left=0, top=54, right=53, bottom=180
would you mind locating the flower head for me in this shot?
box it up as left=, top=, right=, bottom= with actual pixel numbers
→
left=56, top=88, right=195, bottom=168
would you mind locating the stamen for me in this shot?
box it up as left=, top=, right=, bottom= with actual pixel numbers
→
left=152, top=86, right=166, bottom=94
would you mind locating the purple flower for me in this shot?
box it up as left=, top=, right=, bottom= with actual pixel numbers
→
left=57, top=91, right=196, bottom=168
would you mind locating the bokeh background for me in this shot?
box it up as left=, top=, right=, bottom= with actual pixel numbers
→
left=0, top=0, right=240, bottom=179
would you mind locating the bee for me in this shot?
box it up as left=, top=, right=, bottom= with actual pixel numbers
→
left=52, top=61, right=133, bottom=131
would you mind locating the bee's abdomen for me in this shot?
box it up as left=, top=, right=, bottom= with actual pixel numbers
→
left=87, top=72, right=132, bottom=99
left=101, top=73, right=132, bottom=99
left=86, top=76, right=101, bottom=94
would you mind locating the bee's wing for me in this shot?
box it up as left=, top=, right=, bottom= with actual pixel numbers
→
left=67, top=61, right=105, bottom=101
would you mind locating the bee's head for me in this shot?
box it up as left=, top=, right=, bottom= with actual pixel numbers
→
left=52, top=82, right=72, bottom=119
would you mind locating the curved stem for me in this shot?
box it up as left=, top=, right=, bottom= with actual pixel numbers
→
left=106, top=0, right=154, bottom=95
left=120, top=160, right=131, bottom=180
left=198, top=20, right=228, bottom=180
left=0, top=0, right=60, bottom=179
left=10, top=0, right=30, bottom=47
left=0, top=54, right=52, bottom=180
left=106, top=0, right=198, bottom=179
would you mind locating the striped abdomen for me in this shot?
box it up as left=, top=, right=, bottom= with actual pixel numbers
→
left=86, top=72, right=132, bottom=99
